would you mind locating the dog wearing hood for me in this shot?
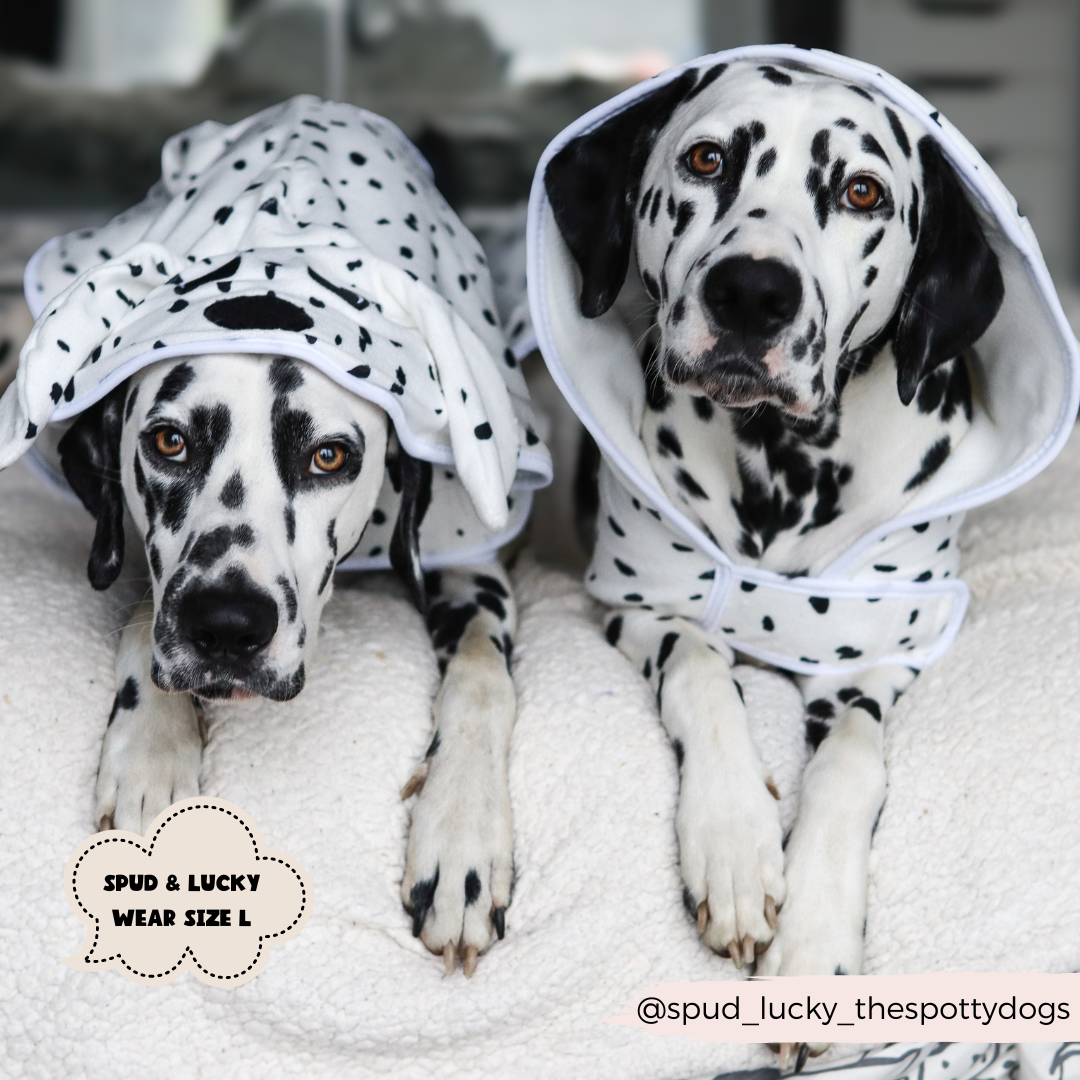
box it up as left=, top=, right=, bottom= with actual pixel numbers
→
left=543, top=57, right=1005, bottom=1012
left=5, top=97, right=552, bottom=979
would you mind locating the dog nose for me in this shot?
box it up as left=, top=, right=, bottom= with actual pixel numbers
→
left=702, top=256, right=803, bottom=337
left=178, top=587, right=278, bottom=662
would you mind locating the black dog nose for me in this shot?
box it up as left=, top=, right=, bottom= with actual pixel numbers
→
left=178, top=587, right=278, bottom=662
left=702, top=256, right=803, bottom=338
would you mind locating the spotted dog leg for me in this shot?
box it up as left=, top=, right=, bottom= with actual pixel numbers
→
left=400, top=561, right=516, bottom=977
left=758, top=663, right=916, bottom=984
left=607, top=609, right=785, bottom=965
left=94, top=600, right=206, bottom=834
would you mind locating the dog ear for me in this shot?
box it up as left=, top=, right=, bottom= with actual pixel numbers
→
left=57, top=384, right=128, bottom=590
left=893, top=136, right=1005, bottom=406
left=545, top=69, right=699, bottom=319
left=388, top=446, right=433, bottom=613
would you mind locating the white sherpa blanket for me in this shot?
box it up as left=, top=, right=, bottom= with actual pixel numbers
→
left=2, top=423, right=1080, bottom=1079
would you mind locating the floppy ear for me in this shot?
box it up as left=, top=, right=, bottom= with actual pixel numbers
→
left=545, top=69, right=698, bottom=319
left=894, top=136, right=1005, bottom=405
left=388, top=446, right=433, bottom=613
left=57, top=384, right=128, bottom=590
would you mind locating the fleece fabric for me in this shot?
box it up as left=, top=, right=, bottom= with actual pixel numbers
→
left=1, top=418, right=1079, bottom=1079
left=3, top=95, right=550, bottom=566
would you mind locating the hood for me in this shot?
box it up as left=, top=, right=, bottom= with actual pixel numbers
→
left=5, top=95, right=551, bottom=535
left=527, top=45, right=1080, bottom=675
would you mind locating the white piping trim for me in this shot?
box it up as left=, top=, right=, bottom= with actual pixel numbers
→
left=22, top=230, right=552, bottom=491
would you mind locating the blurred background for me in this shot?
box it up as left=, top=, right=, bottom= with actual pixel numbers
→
left=1, top=0, right=1078, bottom=561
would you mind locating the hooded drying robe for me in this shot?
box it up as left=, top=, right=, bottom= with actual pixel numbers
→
left=528, top=46, right=1079, bottom=676
left=3, top=95, right=551, bottom=571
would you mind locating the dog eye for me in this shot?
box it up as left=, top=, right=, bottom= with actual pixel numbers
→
left=154, top=428, right=187, bottom=461
left=309, top=443, right=347, bottom=474
left=844, top=175, right=882, bottom=211
left=685, top=142, right=724, bottom=177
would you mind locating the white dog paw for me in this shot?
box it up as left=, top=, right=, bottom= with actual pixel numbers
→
left=400, top=751, right=513, bottom=976
left=755, top=872, right=863, bottom=978
left=677, top=759, right=785, bottom=965
left=94, top=689, right=204, bottom=834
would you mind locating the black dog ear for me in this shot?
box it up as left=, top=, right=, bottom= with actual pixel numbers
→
left=545, top=69, right=699, bottom=319
left=894, top=136, right=1005, bottom=406
left=388, top=446, right=433, bottom=613
left=57, top=384, right=128, bottom=590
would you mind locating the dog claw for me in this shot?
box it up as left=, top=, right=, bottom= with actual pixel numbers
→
left=742, top=934, right=755, bottom=965
left=728, top=938, right=742, bottom=969
left=492, top=906, right=506, bottom=940
left=97, top=812, right=114, bottom=832
left=765, top=894, right=778, bottom=931
left=463, top=944, right=478, bottom=978
left=443, top=943, right=456, bottom=976
left=400, top=761, right=429, bottom=800
left=765, top=777, right=781, bottom=800
left=778, top=1043, right=794, bottom=1070
left=795, top=1043, right=810, bottom=1074
left=696, top=901, right=709, bottom=935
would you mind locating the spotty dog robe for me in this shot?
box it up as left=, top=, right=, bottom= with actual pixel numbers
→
left=1, top=96, right=551, bottom=571
left=528, top=46, right=1078, bottom=676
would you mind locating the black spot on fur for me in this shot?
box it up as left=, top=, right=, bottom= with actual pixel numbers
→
left=657, top=631, right=679, bottom=669
left=605, top=614, right=623, bottom=647
left=464, top=869, right=481, bottom=905
left=853, top=696, right=882, bottom=721
left=904, top=436, right=950, bottom=491
left=860, top=133, right=889, bottom=165
left=150, top=363, right=196, bottom=414
left=219, top=471, right=245, bottom=508
left=884, top=107, right=911, bottom=158
left=862, top=228, right=884, bottom=258
left=809, top=596, right=829, bottom=614
left=805, top=718, right=829, bottom=749
left=756, top=149, right=777, bottom=177
left=407, top=867, right=439, bottom=937
left=807, top=698, right=835, bottom=719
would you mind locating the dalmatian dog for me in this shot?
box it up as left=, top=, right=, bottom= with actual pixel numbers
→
left=58, top=351, right=517, bottom=978
left=544, top=58, right=1003, bottom=1024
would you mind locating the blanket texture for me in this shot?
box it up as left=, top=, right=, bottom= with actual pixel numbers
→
left=2, top=422, right=1079, bottom=1079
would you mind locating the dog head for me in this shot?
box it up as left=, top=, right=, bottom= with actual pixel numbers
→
left=545, top=59, right=1004, bottom=415
left=57, top=353, right=413, bottom=701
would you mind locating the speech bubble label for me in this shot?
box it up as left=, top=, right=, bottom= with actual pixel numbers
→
left=62, top=798, right=311, bottom=986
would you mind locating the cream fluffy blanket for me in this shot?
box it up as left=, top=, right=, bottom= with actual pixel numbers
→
left=1, top=426, right=1079, bottom=1078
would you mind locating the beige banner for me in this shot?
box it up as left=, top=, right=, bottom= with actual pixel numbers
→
left=608, top=974, right=1080, bottom=1042
left=61, top=798, right=311, bottom=986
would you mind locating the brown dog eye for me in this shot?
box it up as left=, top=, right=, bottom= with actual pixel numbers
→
left=310, top=443, right=347, bottom=474
left=686, top=142, right=724, bottom=177
left=154, top=429, right=186, bottom=459
left=846, top=176, right=882, bottom=210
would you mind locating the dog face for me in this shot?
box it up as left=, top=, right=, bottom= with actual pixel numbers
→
left=546, top=59, right=1003, bottom=415
left=63, top=354, right=389, bottom=701
left=635, top=63, right=925, bottom=414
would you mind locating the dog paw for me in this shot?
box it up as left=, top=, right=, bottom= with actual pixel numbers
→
left=400, top=750, right=512, bottom=976
left=95, top=692, right=204, bottom=835
left=678, top=759, right=785, bottom=964
left=753, top=868, right=862, bottom=978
